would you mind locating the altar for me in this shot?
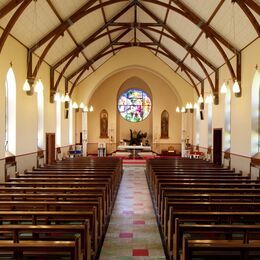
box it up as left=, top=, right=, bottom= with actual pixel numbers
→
left=117, top=145, right=151, bottom=158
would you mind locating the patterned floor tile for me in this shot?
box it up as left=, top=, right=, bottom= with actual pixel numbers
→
left=100, top=163, right=166, bottom=259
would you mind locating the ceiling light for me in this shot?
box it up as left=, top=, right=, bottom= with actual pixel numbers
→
left=232, top=80, right=240, bottom=93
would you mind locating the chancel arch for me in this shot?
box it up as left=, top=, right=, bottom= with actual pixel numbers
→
left=87, top=68, right=182, bottom=155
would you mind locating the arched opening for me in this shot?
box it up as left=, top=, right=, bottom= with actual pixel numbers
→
left=251, top=69, right=260, bottom=155
left=5, top=67, right=16, bottom=156
left=224, top=88, right=231, bottom=151
left=116, top=77, right=153, bottom=146
left=37, top=83, right=44, bottom=149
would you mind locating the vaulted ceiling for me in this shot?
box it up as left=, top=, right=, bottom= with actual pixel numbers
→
left=0, top=0, right=259, bottom=98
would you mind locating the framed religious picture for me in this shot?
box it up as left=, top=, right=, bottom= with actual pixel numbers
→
left=100, top=109, right=109, bottom=138
left=161, top=110, right=169, bottom=138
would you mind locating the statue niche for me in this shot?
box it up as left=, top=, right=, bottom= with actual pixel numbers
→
left=100, top=109, right=108, bottom=138
left=124, top=129, right=147, bottom=145
left=161, top=110, right=169, bottom=138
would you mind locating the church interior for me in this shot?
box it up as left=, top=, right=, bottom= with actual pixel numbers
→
left=0, top=0, right=259, bottom=259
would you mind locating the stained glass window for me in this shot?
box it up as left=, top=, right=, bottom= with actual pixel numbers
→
left=118, top=89, right=151, bottom=122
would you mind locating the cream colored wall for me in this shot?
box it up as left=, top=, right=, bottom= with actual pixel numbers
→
left=196, top=38, right=260, bottom=173
left=87, top=68, right=182, bottom=154
left=0, top=31, right=72, bottom=176
left=117, top=77, right=152, bottom=143
left=73, top=47, right=193, bottom=106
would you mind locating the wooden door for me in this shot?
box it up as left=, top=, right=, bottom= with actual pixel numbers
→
left=213, top=128, right=222, bottom=165
left=46, top=133, right=55, bottom=165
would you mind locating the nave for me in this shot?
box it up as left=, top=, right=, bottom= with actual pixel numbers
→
left=100, top=160, right=165, bottom=259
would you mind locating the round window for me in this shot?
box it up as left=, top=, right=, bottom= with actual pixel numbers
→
left=118, top=89, right=152, bottom=122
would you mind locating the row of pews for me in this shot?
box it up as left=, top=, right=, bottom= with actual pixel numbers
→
left=146, top=157, right=260, bottom=260
left=0, top=156, right=122, bottom=260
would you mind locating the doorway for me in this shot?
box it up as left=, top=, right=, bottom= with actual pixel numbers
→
left=213, top=128, right=222, bottom=165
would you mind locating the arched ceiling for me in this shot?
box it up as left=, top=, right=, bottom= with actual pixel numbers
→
left=0, top=0, right=259, bottom=100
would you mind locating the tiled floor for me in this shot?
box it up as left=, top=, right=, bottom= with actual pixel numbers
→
left=99, top=162, right=166, bottom=260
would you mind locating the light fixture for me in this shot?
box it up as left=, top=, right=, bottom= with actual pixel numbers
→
left=89, top=105, right=94, bottom=112
left=64, top=93, right=70, bottom=102
left=60, top=94, right=66, bottom=103
left=34, top=79, right=43, bottom=93
left=198, top=95, right=204, bottom=103
left=232, top=80, right=240, bottom=93
left=176, top=106, right=180, bottom=113
left=79, top=102, right=85, bottom=109
left=83, top=106, right=88, bottom=112
left=181, top=107, right=186, bottom=113
left=72, top=102, right=78, bottom=109
left=220, top=81, right=228, bottom=94
left=54, top=92, right=60, bottom=102
left=23, top=79, right=31, bottom=92
left=194, top=103, right=199, bottom=109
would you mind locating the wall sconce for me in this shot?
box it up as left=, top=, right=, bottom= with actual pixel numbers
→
left=198, top=95, right=204, bottom=103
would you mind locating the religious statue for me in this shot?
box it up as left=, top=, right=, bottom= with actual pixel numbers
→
left=124, top=129, right=147, bottom=145
left=100, top=109, right=108, bottom=138
left=161, top=110, right=169, bottom=138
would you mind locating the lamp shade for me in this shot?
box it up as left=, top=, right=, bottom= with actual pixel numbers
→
left=72, top=102, right=78, bottom=109
left=232, top=80, right=240, bottom=93
left=198, top=95, right=203, bottom=103
left=34, top=79, right=43, bottom=93
left=54, top=92, right=60, bottom=102
left=79, top=102, right=85, bottom=109
left=220, top=82, right=227, bottom=94
left=23, top=79, right=30, bottom=91
left=64, top=93, right=70, bottom=101
left=176, top=106, right=180, bottom=113
left=89, top=105, right=94, bottom=112
left=181, top=107, right=185, bottom=113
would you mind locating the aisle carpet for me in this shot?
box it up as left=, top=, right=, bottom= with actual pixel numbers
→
left=99, top=162, right=165, bottom=259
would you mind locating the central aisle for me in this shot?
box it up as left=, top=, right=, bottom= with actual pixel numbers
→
left=100, top=161, right=166, bottom=259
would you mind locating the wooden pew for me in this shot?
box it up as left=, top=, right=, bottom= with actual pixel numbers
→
left=0, top=234, right=82, bottom=260
left=175, top=220, right=260, bottom=260
left=182, top=236, right=260, bottom=260
left=0, top=210, right=98, bottom=256
left=0, top=222, right=90, bottom=260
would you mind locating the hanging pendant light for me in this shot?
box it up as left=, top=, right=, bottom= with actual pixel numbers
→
left=64, top=93, right=70, bottom=101
left=23, top=79, right=31, bottom=92
left=72, top=102, right=78, bottom=109
left=89, top=105, right=94, bottom=112
left=220, top=81, right=228, bottom=94
left=198, top=95, right=203, bottom=103
left=54, top=92, right=60, bottom=102
left=34, top=79, right=43, bottom=93
left=79, top=102, right=85, bottom=109
left=232, top=80, right=240, bottom=93
left=181, top=107, right=185, bottom=113
left=176, top=107, right=180, bottom=113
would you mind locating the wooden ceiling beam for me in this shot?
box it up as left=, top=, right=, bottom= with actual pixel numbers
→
left=50, top=26, right=127, bottom=96
left=99, top=0, right=115, bottom=55
left=142, top=0, right=239, bottom=54
left=139, top=28, right=203, bottom=82
left=0, top=0, right=32, bottom=54
left=52, top=2, right=133, bottom=70
left=242, top=0, right=260, bottom=15
left=0, top=0, right=24, bottom=20
left=46, top=0, right=94, bottom=71
left=234, top=0, right=260, bottom=36
left=137, top=2, right=217, bottom=71
left=183, top=70, right=200, bottom=97
left=68, top=28, right=131, bottom=93
left=30, top=0, right=130, bottom=52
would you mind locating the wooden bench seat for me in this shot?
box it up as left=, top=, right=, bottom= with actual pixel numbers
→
left=175, top=221, right=260, bottom=260
left=0, top=238, right=82, bottom=260
left=183, top=238, right=260, bottom=260
left=0, top=222, right=90, bottom=260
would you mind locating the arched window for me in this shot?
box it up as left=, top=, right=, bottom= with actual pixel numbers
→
left=207, top=103, right=213, bottom=147
left=251, top=68, right=260, bottom=155
left=69, top=101, right=74, bottom=145
left=37, top=82, right=44, bottom=149
left=160, top=110, right=169, bottom=138
left=5, top=66, right=16, bottom=155
left=56, top=93, right=61, bottom=147
left=195, top=108, right=200, bottom=145
left=224, top=88, right=231, bottom=150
